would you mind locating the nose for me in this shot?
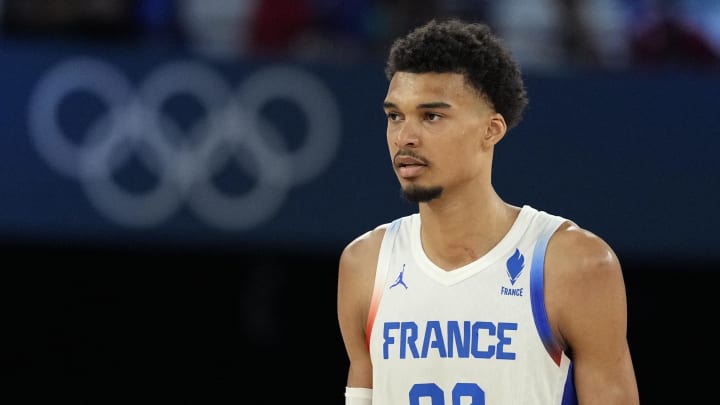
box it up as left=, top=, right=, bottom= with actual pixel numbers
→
left=392, top=120, right=419, bottom=148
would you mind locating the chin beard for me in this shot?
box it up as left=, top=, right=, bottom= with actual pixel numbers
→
left=401, top=184, right=443, bottom=203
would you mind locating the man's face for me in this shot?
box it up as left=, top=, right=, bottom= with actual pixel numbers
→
left=383, top=72, right=496, bottom=203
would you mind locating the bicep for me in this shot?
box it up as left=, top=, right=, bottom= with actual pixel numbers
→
left=567, top=256, right=637, bottom=403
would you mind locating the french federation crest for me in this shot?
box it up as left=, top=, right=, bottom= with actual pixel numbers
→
left=506, top=248, right=525, bottom=285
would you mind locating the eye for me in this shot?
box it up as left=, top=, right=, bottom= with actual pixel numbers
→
left=425, top=112, right=442, bottom=122
left=386, top=112, right=402, bottom=121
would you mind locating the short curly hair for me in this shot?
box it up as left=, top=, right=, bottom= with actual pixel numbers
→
left=385, top=19, right=528, bottom=129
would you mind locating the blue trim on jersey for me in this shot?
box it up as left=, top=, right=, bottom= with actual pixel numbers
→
left=530, top=225, right=578, bottom=404
left=389, top=217, right=403, bottom=233
left=529, top=229, right=563, bottom=365
left=561, top=363, right=578, bottom=405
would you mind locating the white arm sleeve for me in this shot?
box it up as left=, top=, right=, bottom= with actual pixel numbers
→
left=345, top=387, right=372, bottom=405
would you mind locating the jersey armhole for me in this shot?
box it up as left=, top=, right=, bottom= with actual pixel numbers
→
left=365, top=218, right=403, bottom=351
left=530, top=218, right=567, bottom=366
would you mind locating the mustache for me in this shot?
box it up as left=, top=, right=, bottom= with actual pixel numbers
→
left=393, top=149, right=429, bottom=165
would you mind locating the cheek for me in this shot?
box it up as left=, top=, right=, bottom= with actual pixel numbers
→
left=447, top=140, right=482, bottom=174
left=451, top=130, right=482, bottom=155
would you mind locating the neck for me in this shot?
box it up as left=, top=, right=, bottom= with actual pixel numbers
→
left=417, top=191, right=520, bottom=271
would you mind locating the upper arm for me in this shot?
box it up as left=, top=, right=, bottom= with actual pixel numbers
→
left=337, top=226, right=386, bottom=388
left=545, top=223, right=640, bottom=405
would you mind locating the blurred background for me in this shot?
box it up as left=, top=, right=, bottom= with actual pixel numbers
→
left=1, top=0, right=718, bottom=403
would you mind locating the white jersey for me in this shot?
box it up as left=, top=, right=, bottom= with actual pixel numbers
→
left=367, top=205, right=577, bottom=405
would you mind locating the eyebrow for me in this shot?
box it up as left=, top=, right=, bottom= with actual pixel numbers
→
left=383, top=101, right=452, bottom=110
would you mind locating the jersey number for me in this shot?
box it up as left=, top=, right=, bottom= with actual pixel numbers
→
left=410, top=382, right=484, bottom=405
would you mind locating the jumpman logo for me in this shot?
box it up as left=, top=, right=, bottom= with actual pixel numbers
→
left=390, top=264, right=409, bottom=289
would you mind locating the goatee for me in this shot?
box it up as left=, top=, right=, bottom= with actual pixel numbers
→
left=401, top=184, right=443, bottom=203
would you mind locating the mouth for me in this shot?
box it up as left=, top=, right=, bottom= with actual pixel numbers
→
left=394, top=153, right=427, bottom=168
left=394, top=155, right=427, bottom=178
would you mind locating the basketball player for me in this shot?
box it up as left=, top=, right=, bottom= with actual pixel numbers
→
left=337, top=19, right=640, bottom=404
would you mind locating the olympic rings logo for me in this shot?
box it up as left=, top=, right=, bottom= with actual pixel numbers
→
left=28, top=57, right=341, bottom=230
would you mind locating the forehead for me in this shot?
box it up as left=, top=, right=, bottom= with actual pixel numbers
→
left=385, top=72, right=482, bottom=107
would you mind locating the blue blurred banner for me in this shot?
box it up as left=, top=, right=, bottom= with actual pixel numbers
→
left=1, top=40, right=719, bottom=259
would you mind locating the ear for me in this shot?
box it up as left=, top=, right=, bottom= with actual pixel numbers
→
left=482, top=113, right=507, bottom=147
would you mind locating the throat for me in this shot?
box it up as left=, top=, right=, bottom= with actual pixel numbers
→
left=424, top=242, right=489, bottom=271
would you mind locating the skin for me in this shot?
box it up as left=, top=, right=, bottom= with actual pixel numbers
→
left=337, top=72, right=640, bottom=404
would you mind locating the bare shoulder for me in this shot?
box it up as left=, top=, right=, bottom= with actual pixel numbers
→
left=544, top=221, right=628, bottom=348
left=339, top=223, right=389, bottom=277
left=546, top=221, right=623, bottom=281
left=545, top=223, right=639, bottom=402
left=337, top=223, right=389, bottom=383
